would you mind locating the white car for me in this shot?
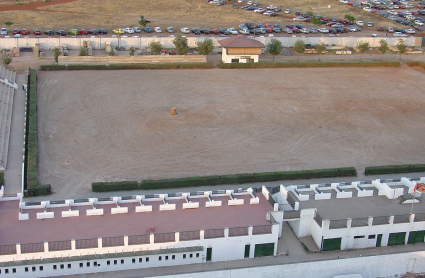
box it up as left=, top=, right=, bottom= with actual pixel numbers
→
left=237, top=0, right=244, bottom=2
left=415, top=20, right=424, bottom=26
left=388, top=10, right=398, bottom=15
left=247, top=0, right=253, bottom=4
left=356, top=20, right=364, bottom=26
left=300, top=28, right=310, bottom=33
left=340, top=0, right=348, bottom=3
left=239, top=28, right=250, bottom=34
left=133, top=27, right=142, bottom=33
left=293, top=16, right=304, bottom=21
left=284, top=9, right=291, bottom=13
left=254, top=8, right=265, bottom=13
left=393, top=32, right=407, bottom=37
left=318, top=28, right=329, bottom=33
left=363, top=7, right=372, bottom=12
left=180, top=27, right=190, bottom=33
left=0, top=28, right=7, bottom=35
left=266, top=5, right=277, bottom=9
left=405, top=28, right=415, bottom=34
left=154, top=27, right=162, bottom=33
left=123, top=27, right=134, bottom=34
left=165, top=27, right=174, bottom=32
left=406, top=15, right=416, bottom=20
left=367, top=22, right=373, bottom=27
left=227, top=28, right=238, bottom=34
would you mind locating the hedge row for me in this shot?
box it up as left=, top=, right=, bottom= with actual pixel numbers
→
left=39, top=63, right=213, bottom=71
left=407, top=61, right=425, bottom=69
left=92, top=167, right=357, bottom=192
left=365, top=164, right=425, bottom=176
left=24, top=184, right=52, bottom=197
left=0, top=172, right=3, bottom=187
left=218, top=61, right=400, bottom=69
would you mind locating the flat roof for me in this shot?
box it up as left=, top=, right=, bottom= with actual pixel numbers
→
left=0, top=193, right=272, bottom=245
left=295, top=183, right=425, bottom=220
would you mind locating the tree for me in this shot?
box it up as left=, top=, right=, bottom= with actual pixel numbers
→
left=310, top=18, right=322, bottom=25
left=4, top=21, right=12, bottom=27
left=266, top=38, right=283, bottom=61
left=197, top=38, right=214, bottom=55
left=79, top=47, right=88, bottom=56
left=150, top=41, right=163, bottom=55
left=107, top=49, right=115, bottom=56
left=0, top=53, right=12, bottom=67
left=378, top=39, right=389, bottom=60
left=52, top=47, right=61, bottom=63
left=397, top=39, right=407, bottom=60
left=139, top=15, right=148, bottom=27
left=129, top=46, right=135, bottom=56
left=315, top=43, right=326, bottom=61
left=172, top=35, right=189, bottom=55
left=307, top=11, right=313, bottom=17
left=294, top=40, right=305, bottom=61
left=357, top=41, right=369, bottom=60
left=344, top=14, right=355, bottom=22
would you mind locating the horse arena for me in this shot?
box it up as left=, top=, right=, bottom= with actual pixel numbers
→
left=37, top=67, right=425, bottom=198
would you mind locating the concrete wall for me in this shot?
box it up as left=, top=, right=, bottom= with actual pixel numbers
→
left=158, top=250, right=425, bottom=278
left=1, top=36, right=418, bottom=51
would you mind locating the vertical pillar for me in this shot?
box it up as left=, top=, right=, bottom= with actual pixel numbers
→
left=368, top=216, right=373, bottom=226
left=44, top=242, right=49, bottom=253
left=389, top=215, right=394, bottom=225
left=124, top=236, right=128, bottom=247
left=98, top=238, right=102, bottom=249
left=200, top=230, right=205, bottom=240
left=71, top=239, right=76, bottom=250
left=248, top=226, right=253, bottom=236
left=16, top=243, right=21, bottom=255
left=347, top=218, right=352, bottom=228
left=410, top=214, right=415, bottom=223
left=249, top=243, right=255, bottom=258
left=150, top=233, right=154, bottom=244
left=175, top=232, right=180, bottom=243
left=224, top=228, right=229, bottom=238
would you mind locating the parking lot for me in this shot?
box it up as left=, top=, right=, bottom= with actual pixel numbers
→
left=37, top=67, right=425, bottom=198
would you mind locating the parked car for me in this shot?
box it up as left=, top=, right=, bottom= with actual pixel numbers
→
left=133, top=27, right=142, bottom=33
left=88, top=29, right=99, bottom=35
left=393, top=31, right=407, bottom=37
left=219, top=28, right=230, bottom=35
left=285, top=9, right=291, bottom=13
left=123, top=27, right=134, bottom=34
left=180, top=27, right=190, bottom=33
left=165, top=27, right=174, bottom=33
left=44, top=30, right=54, bottom=36
left=210, top=29, right=220, bottom=34
left=143, top=27, right=152, bottom=33
left=405, top=28, right=415, bottom=34
left=79, top=29, right=88, bottom=35
left=21, top=29, right=29, bottom=35
left=239, top=28, right=250, bottom=34
left=192, top=28, right=201, bottom=34
left=226, top=28, right=238, bottom=34
left=253, top=2, right=259, bottom=7
left=33, top=29, right=41, bottom=35
left=386, top=26, right=394, bottom=32
left=112, top=29, right=125, bottom=34
left=14, top=33, right=21, bottom=38
left=12, top=29, right=20, bottom=35
left=98, top=29, right=107, bottom=34
left=415, top=20, right=424, bottom=26
left=154, top=27, right=162, bottom=33
left=0, top=28, right=7, bottom=35
left=55, top=30, right=66, bottom=36
left=318, top=27, right=329, bottom=33
left=356, top=20, right=364, bottom=26
left=367, top=22, right=374, bottom=27
left=200, top=28, right=210, bottom=34
left=378, top=26, right=384, bottom=31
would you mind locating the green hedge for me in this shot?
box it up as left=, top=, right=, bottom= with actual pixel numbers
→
left=24, top=184, right=52, bottom=197
left=407, top=61, right=425, bottom=69
left=0, top=172, right=4, bottom=186
left=92, top=167, right=357, bottom=192
left=40, top=63, right=213, bottom=71
left=365, top=164, right=425, bottom=176
left=218, top=61, right=400, bottom=69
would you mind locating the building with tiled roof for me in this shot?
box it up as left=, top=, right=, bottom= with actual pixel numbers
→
left=217, top=36, right=265, bottom=64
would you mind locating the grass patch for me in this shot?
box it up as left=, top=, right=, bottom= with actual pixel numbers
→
left=24, top=69, right=51, bottom=197
left=365, top=164, right=425, bottom=176
left=218, top=61, right=400, bottom=69
left=0, top=172, right=3, bottom=187
left=92, top=167, right=357, bottom=192
left=407, top=61, right=425, bottom=69
left=39, top=63, right=213, bottom=71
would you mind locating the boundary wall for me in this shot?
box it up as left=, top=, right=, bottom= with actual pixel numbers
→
left=0, top=36, right=419, bottom=51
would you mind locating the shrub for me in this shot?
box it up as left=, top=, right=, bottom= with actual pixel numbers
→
left=92, top=181, right=139, bottom=192
left=407, top=61, right=425, bottom=69
left=0, top=172, right=4, bottom=186
left=24, top=184, right=52, bottom=197
left=39, top=63, right=213, bottom=71
left=365, top=164, right=425, bottom=176
left=218, top=61, right=400, bottom=69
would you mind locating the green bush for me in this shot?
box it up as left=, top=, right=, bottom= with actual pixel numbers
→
left=0, top=172, right=4, bottom=186
left=24, top=184, right=52, bottom=197
left=365, top=164, right=425, bottom=176
left=39, top=63, right=213, bottom=71
left=92, top=181, right=139, bottom=192
left=407, top=61, right=425, bottom=69
left=218, top=61, right=400, bottom=69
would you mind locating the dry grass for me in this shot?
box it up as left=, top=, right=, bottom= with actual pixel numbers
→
left=0, top=0, right=408, bottom=31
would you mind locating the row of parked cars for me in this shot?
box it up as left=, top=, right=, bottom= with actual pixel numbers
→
left=0, top=28, right=108, bottom=37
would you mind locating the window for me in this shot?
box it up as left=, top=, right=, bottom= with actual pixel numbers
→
left=25, top=267, right=28, bottom=272
left=165, top=256, right=168, bottom=260
left=146, top=257, right=149, bottom=262
left=172, top=255, right=175, bottom=260
left=114, top=260, right=117, bottom=265
left=159, top=256, right=162, bottom=261
left=196, top=253, right=200, bottom=258
left=354, top=235, right=365, bottom=239
left=12, top=269, right=16, bottom=273
left=53, top=265, right=57, bottom=270
left=190, top=254, right=193, bottom=258
left=94, top=262, right=98, bottom=267
left=60, top=264, right=64, bottom=269
left=183, top=254, right=186, bottom=259
left=5, top=269, right=8, bottom=274
left=86, top=262, right=90, bottom=267
left=231, top=59, right=239, bottom=63
left=132, top=258, right=136, bottom=263
left=121, top=259, right=124, bottom=264
left=79, top=263, right=83, bottom=268
left=39, top=266, right=43, bottom=271
left=139, top=258, right=143, bottom=263
left=32, top=266, right=36, bottom=272
left=107, top=261, right=110, bottom=266
left=68, top=264, right=71, bottom=269
left=368, top=235, right=376, bottom=239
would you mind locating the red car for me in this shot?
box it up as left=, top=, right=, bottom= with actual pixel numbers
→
left=12, top=29, right=20, bottom=35
left=33, top=29, right=41, bottom=35
left=265, top=28, right=273, bottom=33
left=347, top=2, right=353, bottom=5
left=264, top=24, right=273, bottom=29
left=322, top=16, right=328, bottom=21
left=79, top=29, right=88, bottom=35
left=210, top=29, right=220, bottom=34
left=378, top=26, right=384, bottom=31
left=21, top=29, right=29, bottom=35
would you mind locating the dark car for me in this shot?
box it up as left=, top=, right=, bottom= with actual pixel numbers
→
left=33, top=29, right=41, bottom=35
left=245, top=21, right=255, bottom=29
left=55, top=30, right=66, bottom=36
left=219, top=28, right=230, bottom=35
left=329, top=28, right=338, bottom=34
left=272, top=27, right=281, bottom=33
left=88, top=29, right=99, bottom=35
left=233, top=3, right=238, bottom=8
left=200, top=28, right=210, bottom=34
left=295, top=11, right=301, bottom=15
left=274, top=24, right=283, bottom=29
left=143, top=27, right=152, bottom=33
left=249, top=28, right=262, bottom=35
left=97, top=28, right=107, bottom=34
left=192, top=28, right=201, bottom=34
left=44, top=30, right=54, bottom=36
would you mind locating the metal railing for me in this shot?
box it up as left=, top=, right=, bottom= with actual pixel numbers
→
left=75, top=238, right=98, bottom=249
left=179, top=230, right=200, bottom=241
left=283, top=210, right=301, bottom=219
left=252, top=225, right=272, bottom=235
left=102, top=236, right=124, bottom=247
left=48, top=240, right=71, bottom=251
left=204, top=228, right=225, bottom=239
left=414, top=213, right=425, bottom=222
left=21, top=242, right=44, bottom=253
left=393, top=214, right=410, bottom=224
left=0, top=245, right=16, bottom=255
left=372, top=216, right=390, bottom=225
left=279, top=203, right=295, bottom=211
left=128, top=234, right=150, bottom=245
left=329, top=219, right=348, bottom=229
left=154, top=232, right=175, bottom=243
left=351, top=217, right=368, bottom=227
left=49, top=200, right=66, bottom=205
left=228, top=226, right=249, bottom=237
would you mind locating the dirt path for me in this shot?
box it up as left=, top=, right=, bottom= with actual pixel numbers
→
left=0, top=0, right=78, bottom=11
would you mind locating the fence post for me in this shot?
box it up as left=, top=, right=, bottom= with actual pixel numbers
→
left=389, top=215, right=394, bottom=225
left=44, top=242, right=49, bottom=253
left=248, top=226, right=253, bottom=236
left=347, top=218, right=352, bottom=229
left=150, top=233, right=154, bottom=244
left=98, top=238, right=102, bottom=249
left=410, top=214, right=415, bottom=223
left=16, top=243, right=21, bottom=255
left=124, top=236, right=128, bottom=247
left=368, top=216, right=373, bottom=226
left=200, top=230, right=205, bottom=240
left=71, top=239, right=76, bottom=250
left=175, top=232, right=180, bottom=243
left=224, top=228, right=229, bottom=238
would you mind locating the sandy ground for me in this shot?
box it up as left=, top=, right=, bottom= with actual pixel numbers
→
left=36, top=66, right=425, bottom=198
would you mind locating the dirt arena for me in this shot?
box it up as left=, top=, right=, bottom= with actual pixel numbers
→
left=37, top=67, right=425, bottom=197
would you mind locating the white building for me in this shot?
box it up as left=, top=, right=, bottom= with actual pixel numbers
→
left=218, top=36, right=265, bottom=63
left=0, top=186, right=279, bottom=277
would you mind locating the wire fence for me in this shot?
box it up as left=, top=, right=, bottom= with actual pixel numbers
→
left=372, top=216, right=390, bottom=226
left=252, top=225, right=272, bottom=235
left=351, top=217, right=369, bottom=227
left=414, top=213, right=425, bottom=222
left=329, top=219, right=348, bottom=229
left=0, top=245, right=16, bottom=255
left=75, top=238, right=98, bottom=249
left=154, top=232, right=175, bottom=243
left=393, top=214, right=410, bottom=224
left=21, top=242, right=44, bottom=253
left=128, top=234, right=150, bottom=245
left=179, top=230, right=200, bottom=241
left=204, top=228, right=225, bottom=239
left=102, top=236, right=124, bottom=247
left=228, top=226, right=249, bottom=237
left=48, top=240, right=71, bottom=251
